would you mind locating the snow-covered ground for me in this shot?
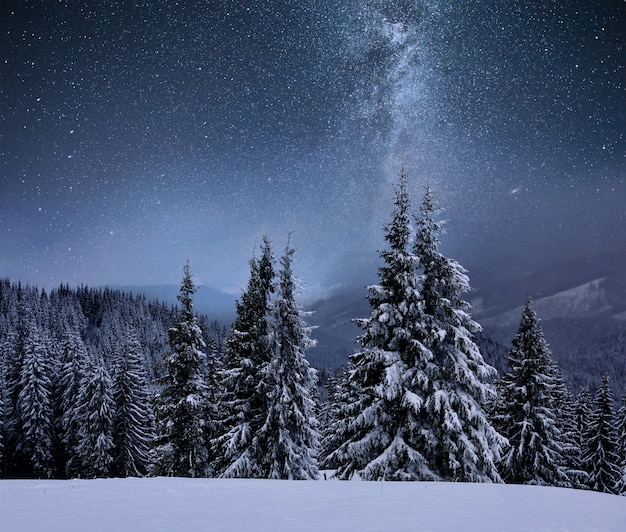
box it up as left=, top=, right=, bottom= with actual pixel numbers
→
left=1, top=477, right=625, bottom=531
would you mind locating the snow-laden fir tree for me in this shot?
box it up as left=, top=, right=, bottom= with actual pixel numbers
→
left=494, top=298, right=571, bottom=487
left=75, top=360, right=115, bottom=478
left=616, top=388, right=626, bottom=494
left=574, top=385, right=594, bottom=488
left=551, top=371, right=587, bottom=489
left=319, top=367, right=356, bottom=468
left=58, top=329, right=92, bottom=478
left=257, top=239, right=320, bottom=479
left=14, top=320, right=55, bottom=478
left=212, top=238, right=275, bottom=478
left=584, top=375, right=621, bottom=494
left=152, top=261, right=213, bottom=478
left=0, top=344, right=11, bottom=477
left=326, top=172, right=437, bottom=480
left=111, top=327, right=156, bottom=477
left=413, top=186, right=505, bottom=482
left=319, top=368, right=348, bottom=468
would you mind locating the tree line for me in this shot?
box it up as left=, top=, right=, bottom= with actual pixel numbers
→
left=1, top=172, right=625, bottom=493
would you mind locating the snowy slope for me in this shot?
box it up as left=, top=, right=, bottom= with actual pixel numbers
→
left=1, top=478, right=625, bottom=532
left=481, top=277, right=613, bottom=328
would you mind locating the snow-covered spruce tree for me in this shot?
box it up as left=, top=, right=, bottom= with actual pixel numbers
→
left=574, top=385, right=594, bottom=488
left=552, top=373, right=586, bottom=489
left=319, top=368, right=346, bottom=468
left=152, top=261, right=212, bottom=478
left=320, top=365, right=368, bottom=473
left=326, top=172, right=437, bottom=480
left=0, top=345, right=11, bottom=477
left=412, top=185, right=505, bottom=482
left=75, top=360, right=115, bottom=478
left=257, top=239, right=320, bottom=479
left=616, top=388, right=626, bottom=494
left=58, top=329, right=93, bottom=478
left=584, top=375, right=621, bottom=494
left=14, top=321, right=56, bottom=478
left=494, top=298, right=571, bottom=487
left=212, top=237, right=275, bottom=478
left=111, top=327, right=156, bottom=477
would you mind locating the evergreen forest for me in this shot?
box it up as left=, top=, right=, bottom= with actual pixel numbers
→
left=1, top=173, right=625, bottom=495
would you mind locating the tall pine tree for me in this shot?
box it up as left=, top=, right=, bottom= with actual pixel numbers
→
left=14, top=321, right=55, bottom=478
left=259, top=239, right=320, bottom=479
left=413, top=186, right=505, bottom=482
left=494, top=298, right=571, bottom=487
left=75, top=360, right=115, bottom=478
left=326, top=171, right=436, bottom=480
left=152, top=262, right=212, bottom=477
left=111, top=327, right=156, bottom=477
left=58, top=329, right=92, bottom=478
left=212, top=238, right=276, bottom=478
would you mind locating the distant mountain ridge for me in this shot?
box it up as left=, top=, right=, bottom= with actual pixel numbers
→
left=110, top=250, right=626, bottom=396
left=303, top=257, right=626, bottom=396
left=480, top=276, right=624, bottom=329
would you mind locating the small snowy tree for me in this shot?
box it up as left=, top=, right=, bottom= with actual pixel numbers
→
left=495, top=298, right=571, bottom=487
left=111, top=327, right=156, bottom=477
left=75, top=361, right=115, bottom=478
left=212, top=238, right=275, bottom=478
left=585, top=375, right=621, bottom=494
left=258, top=240, right=320, bottom=479
left=152, top=262, right=212, bottom=478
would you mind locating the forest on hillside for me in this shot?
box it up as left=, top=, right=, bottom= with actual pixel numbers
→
left=1, top=178, right=625, bottom=494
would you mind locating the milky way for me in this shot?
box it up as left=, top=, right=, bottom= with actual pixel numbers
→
left=1, top=1, right=623, bottom=298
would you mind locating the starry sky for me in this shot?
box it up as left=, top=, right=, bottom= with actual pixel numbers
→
left=1, top=0, right=624, bottom=300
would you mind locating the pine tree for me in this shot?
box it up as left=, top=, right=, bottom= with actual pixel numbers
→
left=552, top=375, right=586, bottom=489
left=258, top=240, right=320, bottom=479
left=212, top=238, right=276, bottom=478
left=615, top=388, right=626, bottom=494
left=0, top=347, right=9, bottom=477
left=326, top=172, right=437, bottom=480
left=111, top=327, right=156, bottom=477
left=413, top=186, right=505, bottom=482
left=320, top=366, right=364, bottom=473
left=494, top=298, right=571, bottom=487
left=14, top=321, right=55, bottom=478
left=319, top=369, right=342, bottom=467
left=75, top=361, right=115, bottom=478
left=58, top=329, right=92, bottom=478
left=152, top=262, right=212, bottom=477
left=326, top=178, right=504, bottom=482
left=585, top=375, right=621, bottom=494
left=574, top=385, right=594, bottom=488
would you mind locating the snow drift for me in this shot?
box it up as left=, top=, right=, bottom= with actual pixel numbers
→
left=1, top=477, right=625, bottom=532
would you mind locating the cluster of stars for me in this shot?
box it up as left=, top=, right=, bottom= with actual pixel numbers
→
left=0, top=0, right=623, bottom=296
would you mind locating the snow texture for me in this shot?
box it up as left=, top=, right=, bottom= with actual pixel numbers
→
left=0, top=477, right=624, bottom=532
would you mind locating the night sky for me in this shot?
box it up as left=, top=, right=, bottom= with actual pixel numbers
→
left=1, top=1, right=624, bottom=299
